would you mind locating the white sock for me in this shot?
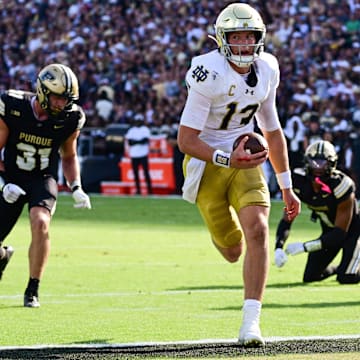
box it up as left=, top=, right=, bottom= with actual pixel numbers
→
left=243, top=299, right=262, bottom=311
left=242, top=299, right=262, bottom=324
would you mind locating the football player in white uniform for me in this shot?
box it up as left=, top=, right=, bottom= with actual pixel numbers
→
left=178, top=3, right=301, bottom=346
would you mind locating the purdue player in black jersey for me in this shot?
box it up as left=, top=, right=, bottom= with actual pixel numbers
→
left=274, top=140, right=360, bottom=284
left=0, top=64, right=91, bottom=307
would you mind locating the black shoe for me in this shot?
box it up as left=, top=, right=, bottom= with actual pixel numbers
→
left=0, top=246, right=14, bottom=280
left=24, top=293, right=40, bottom=308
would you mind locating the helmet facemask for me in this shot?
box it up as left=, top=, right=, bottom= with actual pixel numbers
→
left=304, top=141, right=337, bottom=181
left=213, top=3, right=266, bottom=68
left=306, top=158, right=331, bottom=178
left=217, top=29, right=264, bottom=67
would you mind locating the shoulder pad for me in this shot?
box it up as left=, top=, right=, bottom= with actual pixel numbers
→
left=258, top=52, right=279, bottom=71
left=293, top=167, right=306, bottom=177
left=66, top=104, right=86, bottom=130
left=333, top=171, right=355, bottom=199
left=0, top=90, right=34, bottom=118
left=185, top=51, right=225, bottom=98
left=0, top=92, right=6, bottom=117
left=77, top=107, right=86, bottom=130
left=256, top=52, right=280, bottom=86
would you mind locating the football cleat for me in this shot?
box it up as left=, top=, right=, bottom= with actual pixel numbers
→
left=0, top=246, right=14, bottom=280
left=24, top=294, right=40, bottom=308
left=239, top=321, right=265, bottom=347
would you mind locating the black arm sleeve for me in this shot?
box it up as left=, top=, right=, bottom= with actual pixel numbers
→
left=275, top=218, right=292, bottom=249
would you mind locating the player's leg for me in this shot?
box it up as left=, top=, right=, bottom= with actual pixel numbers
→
left=197, top=164, right=269, bottom=346
left=231, top=166, right=270, bottom=347
left=131, top=158, right=141, bottom=194
left=303, top=247, right=338, bottom=282
left=198, top=203, right=243, bottom=263
left=239, top=205, right=269, bottom=301
left=142, top=156, right=152, bottom=194
left=238, top=205, right=269, bottom=347
left=196, top=164, right=243, bottom=262
left=28, top=207, right=52, bottom=280
left=0, top=197, right=26, bottom=280
left=24, top=176, right=57, bottom=308
left=24, top=206, right=51, bottom=307
left=336, top=232, right=360, bottom=284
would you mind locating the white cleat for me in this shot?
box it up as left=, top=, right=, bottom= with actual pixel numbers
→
left=239, top=321, right=265, bottom=347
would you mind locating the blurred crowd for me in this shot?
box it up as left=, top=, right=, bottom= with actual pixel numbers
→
left=1, top=0, right=360, bottom=194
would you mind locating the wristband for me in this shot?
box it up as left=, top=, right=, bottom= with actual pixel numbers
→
left=276, top=170, right=292, bottom=190
left=212, top=150, right=231, bottom=168
left=0, top=171, right=6, bottom=191
left=69, top=180, right=82, bottom=192
left=304, top=239, right=322, bottom=252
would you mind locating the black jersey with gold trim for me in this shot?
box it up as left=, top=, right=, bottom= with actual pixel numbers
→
left=0, top=89, right=85, bottom=181
left=292, top=167, right=358, bottom=232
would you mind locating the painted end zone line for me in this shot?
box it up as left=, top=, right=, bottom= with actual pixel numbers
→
left=0, top=334, right=359, bottom=351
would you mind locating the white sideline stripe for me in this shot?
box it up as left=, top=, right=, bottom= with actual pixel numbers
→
left=0, top=334, right=359, bottom=351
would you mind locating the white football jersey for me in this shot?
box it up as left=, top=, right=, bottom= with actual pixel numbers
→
left=180, top=50, right=281, bottom=152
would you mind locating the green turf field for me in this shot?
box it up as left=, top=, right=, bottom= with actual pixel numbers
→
left=0, top=195, right=359, bottom=351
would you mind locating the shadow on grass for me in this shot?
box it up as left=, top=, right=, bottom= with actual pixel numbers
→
left=168, top=282, right=360, bottom=310
left=168, top=282, right=306, bottom=292
left=70, top=339, right=113, bottom=344
left=213, top=300, right=360, bottom=311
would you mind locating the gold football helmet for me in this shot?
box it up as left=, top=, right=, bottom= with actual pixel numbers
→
left=304, top=140, right=338, bottom=178
left=36, top=63, right=79, bottom=115
left=214, top=3, right=266, bottom=67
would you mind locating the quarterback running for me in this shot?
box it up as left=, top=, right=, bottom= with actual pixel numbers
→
left=178, top=3, right=301, bottom=346
left=0, top=63, right=91, bottom=307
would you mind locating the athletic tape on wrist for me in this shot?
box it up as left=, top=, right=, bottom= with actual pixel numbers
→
left=304, top=239, right=322, bottom=252
left=276, top=170, right=292, bottom=190
left=0, top=171, right=6, bottom=192
left=212, top=150, right=231, bottom=168
left=69, top=180, right=82, bottom=192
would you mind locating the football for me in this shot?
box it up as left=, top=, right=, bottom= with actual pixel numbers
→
left=232, top=132, right=268, bottom=154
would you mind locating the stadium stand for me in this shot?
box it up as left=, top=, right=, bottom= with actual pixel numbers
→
left=1, top=0, right=359, bottom=195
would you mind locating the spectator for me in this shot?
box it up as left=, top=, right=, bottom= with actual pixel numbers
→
left=95, top=89, right=114, bottom=126
left=125, top=114, right=152, bottom=195
left=166, top=122, right=184, bottom=195
left=0, top=0, right=359, bottom=196
left=303, top=115, right=325, bottom=150
left=283, top=114, right=306, bottom=169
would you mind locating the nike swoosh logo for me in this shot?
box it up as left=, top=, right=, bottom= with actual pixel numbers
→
left=54, top=125, right=64, bottom=129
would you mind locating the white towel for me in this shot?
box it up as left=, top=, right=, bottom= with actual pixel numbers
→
left=182, top=157, right=206, bottom=204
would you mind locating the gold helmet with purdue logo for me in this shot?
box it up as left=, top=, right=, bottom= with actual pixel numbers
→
left=304, top=140, right=338, bottom=179
left=214, top=3, right=266, bottom=68
left=36, top=64, right=79, bottom=115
